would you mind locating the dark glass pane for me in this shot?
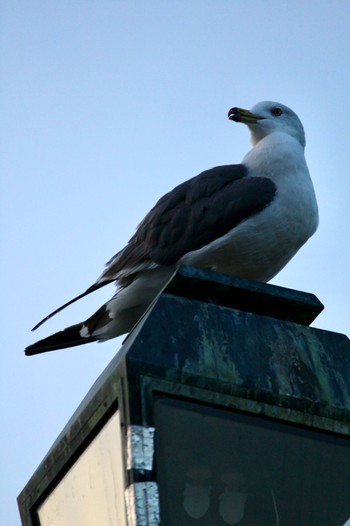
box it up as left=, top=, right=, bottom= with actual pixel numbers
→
left=154, top=398, right=350, bottom=526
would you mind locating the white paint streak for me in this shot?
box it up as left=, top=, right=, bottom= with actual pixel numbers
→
left=125, top=482, right=159, bottom=526
left=127, top=425, right=155, bottom=471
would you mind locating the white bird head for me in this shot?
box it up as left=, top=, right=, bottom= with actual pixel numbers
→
left=228, top=101, right=306, bottom=148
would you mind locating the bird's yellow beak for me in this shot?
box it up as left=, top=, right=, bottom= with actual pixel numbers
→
left=228, top=107, right=263, bottom=124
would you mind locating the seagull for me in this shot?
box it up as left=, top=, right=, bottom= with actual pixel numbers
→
left=25, top=101, right=318, bottom=356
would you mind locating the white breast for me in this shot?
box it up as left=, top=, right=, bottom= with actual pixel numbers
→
left=180, top=132, right=318, bottom=282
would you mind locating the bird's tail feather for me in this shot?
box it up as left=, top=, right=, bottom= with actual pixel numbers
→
left=25, top=323, right=97, bottom=355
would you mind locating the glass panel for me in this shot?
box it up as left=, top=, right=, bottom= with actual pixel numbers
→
left=154, top=398, right=350, bottom=526
left=38, top=411, right=126, bottom=526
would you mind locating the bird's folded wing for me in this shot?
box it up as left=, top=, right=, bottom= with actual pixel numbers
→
left=32, top=164, right=276, bottom=331
left=101, top=164, right=277, bottom=281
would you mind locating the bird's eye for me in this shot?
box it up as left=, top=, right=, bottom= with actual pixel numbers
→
left=272, top=107, right=283, bottom=117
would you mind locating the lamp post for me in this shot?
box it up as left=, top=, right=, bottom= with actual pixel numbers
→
left=18, top=266, right=350, bottom=525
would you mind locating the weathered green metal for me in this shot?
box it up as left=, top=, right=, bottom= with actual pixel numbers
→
left=164, top=265, right=324, bottom=325
left=17, top=265, right=350, bottom=524
left=126, top=291, right=350, bottom=431
left=123, top=266, right=349, bottom=432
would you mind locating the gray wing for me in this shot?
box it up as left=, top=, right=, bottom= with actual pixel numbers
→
left=32, top=164, right=276, bottom=331
left=103, top=164, right=276, bottom=283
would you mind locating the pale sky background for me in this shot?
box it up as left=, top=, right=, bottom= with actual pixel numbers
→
left=1, top=1, right=350, bottom=524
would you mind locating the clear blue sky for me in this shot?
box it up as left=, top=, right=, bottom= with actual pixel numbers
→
left=1, top=2, right=350, bottom=524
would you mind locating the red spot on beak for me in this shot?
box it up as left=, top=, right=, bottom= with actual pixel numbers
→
left=228, top=107, right=241, bottom=122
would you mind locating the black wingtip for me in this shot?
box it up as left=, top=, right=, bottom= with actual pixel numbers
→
left=31, top=281, right=113, bottom=331
left=25, top=323, right=96, bottom=356
left=32, top=315, right=52, bottom=332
